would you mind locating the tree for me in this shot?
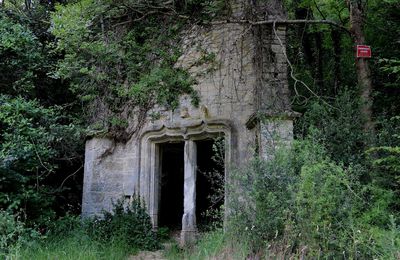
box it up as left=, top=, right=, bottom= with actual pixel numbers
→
left=346, top=0, right=374, bottom=134
left=0, top=4, right=83, bottom=222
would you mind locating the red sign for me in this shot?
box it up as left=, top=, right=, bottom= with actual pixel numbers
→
left=356, top=45, right=371, bottom=58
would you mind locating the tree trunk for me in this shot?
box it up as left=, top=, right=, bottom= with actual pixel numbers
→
left=347, top=0, right=374, bottom=134
left=315, top=31, right=324, bottom=93
left=295, top=5, right=314, bottom=63
left=331, top=28, right=342, bottom=95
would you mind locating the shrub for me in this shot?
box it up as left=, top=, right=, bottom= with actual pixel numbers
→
left=14, top=196, right=160, bottom=259
left=86, top=196, right=160, bottom=251
left=367, top=116, right=400, bottom=211
left=228, top=138, right=400, bottom=258
left=45, top=213, right=82, bottom=237
left=0, top=95, right=83, bottom=224
left=297, top=90, right=368, bottom=165
left=228, top=145, right=296, bottom=250
left=295, top=160, right=355, bottom=257
left=0, top=210, right=39, bottom=258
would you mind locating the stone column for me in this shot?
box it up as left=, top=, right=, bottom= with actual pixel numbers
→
left=181, top=140, right=197, bottom=246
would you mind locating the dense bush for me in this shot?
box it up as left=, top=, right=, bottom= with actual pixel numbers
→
left=296, top=156, right=355, bottom=256
left=228, top=91, right=399, bottom=258
left=229, top=140, right=399, bottom=258
left=85, top=196, right=160, bottom=251
left=0, top=95, right=82, bottom=224
left=0, top=210, right=39, bottom=258
left=297, top=89, right=368, bottom=165
left=0, top=8, right=84, bottom=224
left=367, top=116, right=400, bottom=211
left=0, top=15, right=42, bottom=97
left=2, top=196, right=160, bottom=259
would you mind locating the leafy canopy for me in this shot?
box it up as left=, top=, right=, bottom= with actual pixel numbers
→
left=51, top=0, right=200, bottom=141
left=0, top=15, right=42, bottom=96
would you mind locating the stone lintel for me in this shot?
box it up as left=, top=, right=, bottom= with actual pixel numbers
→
left=141, top=119, right=232, bottom=136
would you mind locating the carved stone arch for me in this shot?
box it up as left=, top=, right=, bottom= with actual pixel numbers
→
left=137, top=119, right=232, bottom=241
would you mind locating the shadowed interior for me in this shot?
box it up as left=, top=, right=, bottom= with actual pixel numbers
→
left=158, top=142, right=184, bottom=229
left=196, top=139, right=225, bottom=230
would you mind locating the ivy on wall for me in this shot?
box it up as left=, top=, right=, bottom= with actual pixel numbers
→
left=51, top=1, right=202, bottom=141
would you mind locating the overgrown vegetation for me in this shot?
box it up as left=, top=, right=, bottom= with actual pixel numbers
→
left=50, top=0, right=228, bottom=141
left=0, top=96, right=82, bottom=224
left=197, top=137, right=225, bottom=231
left=174, top=93, right=399, bottom=259
left=0, top=0, right=83, bottom=228
left=164, top=229, right=249, bottom=260
left=227, top=91, right=400, bottom=258
left=2, top=196, right=160, bottom=259
left=0, top=0, right=399, bottom=258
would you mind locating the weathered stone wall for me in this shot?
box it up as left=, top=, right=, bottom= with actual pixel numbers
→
left=82, top=17, right=294, bottom=224
left=82, top=138, right=138, bottom=216
left=174, top=23, right=258, bottom=163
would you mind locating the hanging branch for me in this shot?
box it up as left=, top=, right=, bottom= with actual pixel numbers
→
left=271, top=21, right=335, bottom=110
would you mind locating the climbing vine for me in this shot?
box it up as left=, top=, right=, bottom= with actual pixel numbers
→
left=51, top=0, right=229, bottom=141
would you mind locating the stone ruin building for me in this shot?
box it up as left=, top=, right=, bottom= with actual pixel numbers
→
left=82, top=1, right=297, bottom=245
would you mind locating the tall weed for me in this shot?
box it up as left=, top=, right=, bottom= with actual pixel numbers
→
left=7, top=195, right=160, bottom=259
left=228, top=138, right=400, bottom=258
left=0, top=210, right=40, bottom=258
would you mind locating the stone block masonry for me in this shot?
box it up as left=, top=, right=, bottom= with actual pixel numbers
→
left=82, top=10, right=296, bottom=245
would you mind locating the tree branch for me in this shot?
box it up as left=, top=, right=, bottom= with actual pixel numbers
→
left=58, top=165, right=83, bottom=190
left=210, top=19, right=350, bottom=34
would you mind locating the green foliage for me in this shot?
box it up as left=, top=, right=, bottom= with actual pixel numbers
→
left=6, top=196, right=160, bottom=259
left=0, top=8, right=75, bottom=105
left=368, top=145, right=400, bottom=175
left=290, top=90, right=399, bottom=257
left=19, top=233, right=131, bottom=260
left=0, top=14, right=42, bottom=96
left=86, top=196, right=160, bottom=251
left=294, top=155, right=398, bottom=258
left=295, top=159, right=354, bottom=256
left=0, top=95, right=82, bottom=223
left=365, top=1, right=400, bottom=117
left=227, top=144, right=296, bottom=250
left=0, top=210, right=39, bottom=258
left=18, top=217, right=138, bottom=260
left=379, top=58, right=400, bottom=81
left=164, top=229, right=249, bottom=260
left=281, top=88, right=398, bottom=257
left=50, top=0, right=199, bottom=140
left=229, top=136, right=399, bottom=258
left=367, top=116, right=400, bottom=210
left=0, top=2, right=84, bottom=223
left=298, top=90, right=368, bottom=165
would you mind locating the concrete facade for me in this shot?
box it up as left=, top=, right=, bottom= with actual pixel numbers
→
left=82, top=11, right=296, bottom=245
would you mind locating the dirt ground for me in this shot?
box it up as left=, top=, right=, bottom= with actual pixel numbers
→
left=129, top=250, right=166, bottom=260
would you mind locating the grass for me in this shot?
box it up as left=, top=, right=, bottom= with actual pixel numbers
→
left=12, top=229, right=138, bottom=260
left=7, top=226, right=249, bottom=260
left=164, top=229, right=249, bottom=260
left=15, top=230, right=238, bottom=260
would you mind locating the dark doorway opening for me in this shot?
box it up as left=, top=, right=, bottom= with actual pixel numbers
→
left=158, top=142, right=184, bottom=230
left=196, top=138, right=225, bottom=230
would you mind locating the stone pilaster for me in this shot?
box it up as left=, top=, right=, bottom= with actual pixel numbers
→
left=181, top=140, right=197, bottom=246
